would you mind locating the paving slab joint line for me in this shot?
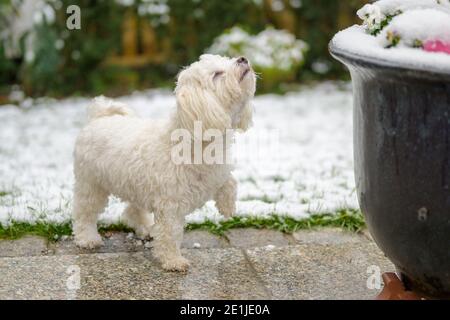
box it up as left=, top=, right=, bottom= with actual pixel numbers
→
left=222, top=232, right=232, bottom=246
left=240, top=248, right=273, bottom=300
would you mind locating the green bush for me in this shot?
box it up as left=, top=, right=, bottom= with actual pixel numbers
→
left=208, top=26, right=308, bottom=91
left=1, top=0, right=124, bottom=96
left=0, top=0, right=366, bottom=97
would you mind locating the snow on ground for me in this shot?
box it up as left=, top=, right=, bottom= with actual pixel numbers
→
left=0, top=82, right=358, bottom=226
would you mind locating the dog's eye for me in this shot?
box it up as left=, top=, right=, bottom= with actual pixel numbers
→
left=213, top=71, right=224, bottom=80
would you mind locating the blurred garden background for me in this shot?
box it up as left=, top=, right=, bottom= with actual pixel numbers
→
left=0, top=0, right=368, bottom=230
left=0, top=0, right=369, bottom=101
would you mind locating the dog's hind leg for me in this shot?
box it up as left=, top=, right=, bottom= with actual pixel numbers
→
left=72, top=181, right=108, bottom=249
left=122, top=204, right=154, bottom=239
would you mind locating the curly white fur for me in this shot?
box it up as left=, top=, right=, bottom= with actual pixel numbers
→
left=72, top=54, right=256, bottom=271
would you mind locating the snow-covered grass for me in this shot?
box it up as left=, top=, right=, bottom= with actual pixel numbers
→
left=0, top=82, right=359, bottom=230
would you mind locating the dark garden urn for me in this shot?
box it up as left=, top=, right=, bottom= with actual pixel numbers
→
left=329, top=42, right=450, bottom=298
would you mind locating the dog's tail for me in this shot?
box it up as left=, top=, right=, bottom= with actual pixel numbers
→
left=87, top=96, right=135, bottom=121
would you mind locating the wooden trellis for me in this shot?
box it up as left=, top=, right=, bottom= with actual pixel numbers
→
left=105, top=10, right=169, bottom=67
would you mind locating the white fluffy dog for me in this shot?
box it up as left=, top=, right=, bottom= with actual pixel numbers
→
left=72, top=54, right=256, bottom=271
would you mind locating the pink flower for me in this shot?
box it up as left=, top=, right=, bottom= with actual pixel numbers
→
left=423, top=40, right=450, bottom=55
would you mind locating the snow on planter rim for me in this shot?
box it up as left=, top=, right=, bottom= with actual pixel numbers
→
left=357, top=0, right=450, bottom=36
left=378, top=9, right=450, bottom=49
left=358, top=0, right=450, bottom=20
left=331, top=25, right=450, bottom=77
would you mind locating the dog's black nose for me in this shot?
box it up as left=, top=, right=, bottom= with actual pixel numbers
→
left=237, top=56, right=248, bottom=64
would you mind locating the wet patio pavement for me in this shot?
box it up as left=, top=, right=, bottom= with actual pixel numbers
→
left=0, top=228, right=393, bottom=299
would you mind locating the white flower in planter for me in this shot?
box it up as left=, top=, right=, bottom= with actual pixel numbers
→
left=358, top=0, right=450, bottom=35
left=357, top=3, right=385, bottom=34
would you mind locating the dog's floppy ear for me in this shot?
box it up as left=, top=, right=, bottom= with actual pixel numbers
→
left=176, top=85, right=231, bottom=133
left=235, top=102, right=253, bottom=131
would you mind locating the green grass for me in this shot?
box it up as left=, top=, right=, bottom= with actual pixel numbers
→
left=0, top=209, right=365, bottom=241
left=0, top=222, right=132, bottom=241
left=187, top=209, right=365, bottom=236
left=0, top=191, right=12, bottom=197
left=0, top=222, right=73, bottom=241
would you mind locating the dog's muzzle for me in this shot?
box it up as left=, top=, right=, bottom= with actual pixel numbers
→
left=237, top=56, right=250, bottom=82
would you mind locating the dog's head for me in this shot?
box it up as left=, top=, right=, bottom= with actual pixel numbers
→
left=175, top=54, right=256, bottom=133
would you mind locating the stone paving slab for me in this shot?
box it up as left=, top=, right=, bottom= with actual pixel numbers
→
left=0, top=236, right=48, bottom=257
left=225, top=228, right=294, bottom=248
left=0, top=248, right=269, bottom=300
left=292, top=228, right=361, bottom=245
left=0, top=228, right=395, bottom=300
left=48, top=233, right=144, bottom=255
left=182, top=230, right=229, bottom=249
left=245, top=237, right=393, bottom=300
left=48, top=230, right=229, bottom=255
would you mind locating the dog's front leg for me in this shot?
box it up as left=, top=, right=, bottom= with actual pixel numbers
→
left=152, top=204, right=190, bottom=272
left=214, top=176, right=237, bottom=219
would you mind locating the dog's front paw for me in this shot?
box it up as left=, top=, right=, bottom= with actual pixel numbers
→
left=74, top=233, right=104, bottom=249
left=162, top=257, right=190, bottom=272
